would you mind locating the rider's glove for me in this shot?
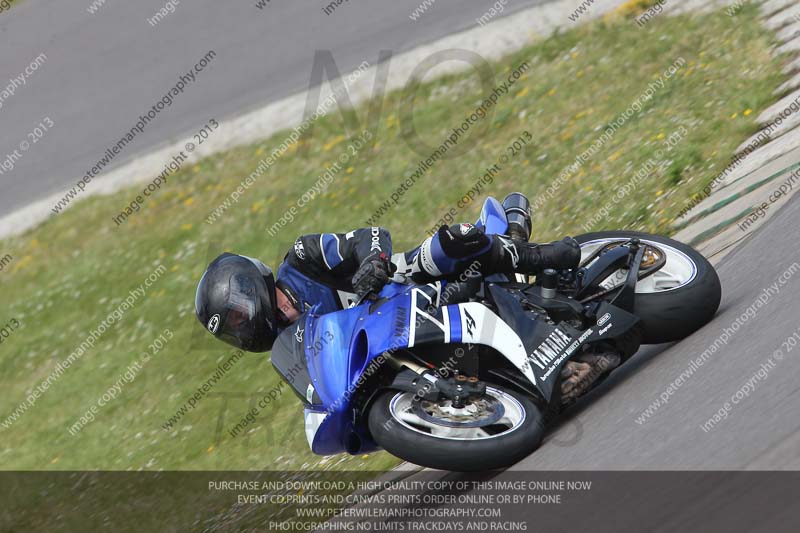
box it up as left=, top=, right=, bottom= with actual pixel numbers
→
left=352, top=252, right=394, bottom=299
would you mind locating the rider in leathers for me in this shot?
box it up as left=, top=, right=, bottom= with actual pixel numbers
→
left=274, top=224, right=580, bottom=325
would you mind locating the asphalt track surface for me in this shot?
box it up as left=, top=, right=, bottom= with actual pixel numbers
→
left=0, top=0, right=550, bottom=218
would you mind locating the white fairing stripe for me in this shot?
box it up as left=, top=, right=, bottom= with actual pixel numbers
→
left=442, top=305, right=450, bottom=344
left=457, top=302, right=536, bottom=385
left=304, top=409, right=328, bottom=450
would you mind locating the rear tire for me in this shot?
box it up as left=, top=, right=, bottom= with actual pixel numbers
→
left=574, top=231, right=721, bottom=344
left=368, top=384, right=544, bottom=471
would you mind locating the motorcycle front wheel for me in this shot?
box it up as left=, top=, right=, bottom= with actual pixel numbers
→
left=367, top=384, right=545, bottom=471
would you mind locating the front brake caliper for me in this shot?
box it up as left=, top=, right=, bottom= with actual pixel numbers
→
left=435, top=375, right=486, bottom=409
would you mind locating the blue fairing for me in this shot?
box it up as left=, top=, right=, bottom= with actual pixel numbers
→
left=476, top=196, right=511, bottom=283
left=475, top=196, right=508, bottom=236
left=303, top=281, right=464, bottom=455
left=303, top=197, right=509, bottom=455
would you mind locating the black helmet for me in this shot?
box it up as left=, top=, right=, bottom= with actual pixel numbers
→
left=195, top=253, right=278, bottom=352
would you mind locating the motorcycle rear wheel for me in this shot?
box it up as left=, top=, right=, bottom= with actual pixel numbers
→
left=574, top=231, right=722, bottom=344
left=367, top=384, right=544, bottom=471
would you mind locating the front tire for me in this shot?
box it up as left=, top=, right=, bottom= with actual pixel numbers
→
left=574, top=231, right=722, bottom=344
left=367, top=384, right=545, bottom=471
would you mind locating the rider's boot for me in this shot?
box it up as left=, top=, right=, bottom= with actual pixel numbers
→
left=489, top=235, right=582, bottom=275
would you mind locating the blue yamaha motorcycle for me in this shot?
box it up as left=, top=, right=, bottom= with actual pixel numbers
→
left=270, top=197, right=721, bottom=471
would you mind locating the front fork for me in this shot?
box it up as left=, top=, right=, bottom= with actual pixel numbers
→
left=382, top=355, right=486, bottom=408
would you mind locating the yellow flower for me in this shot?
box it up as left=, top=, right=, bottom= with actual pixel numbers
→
left=730, top=113, right=738, bottom=119
left=11, top=255, right=32, bottom=273
left=183, top=198, right=194, bottom=206
left=346, top=167, right=354, bottom=174
left=181, top=223, right=193, bottom=231
left=656, top=132, right=665, bottom=140
left=656, top=190, right=664, bottom=196
left=743, top=109, right=752, bottom=116
left=516, top=87, right=530, bottom=99
left=207, top=446, right=215, bottom=453
left=322, top=135, right=346, bottom=152
left=547, top=88, right=556, bottom=96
